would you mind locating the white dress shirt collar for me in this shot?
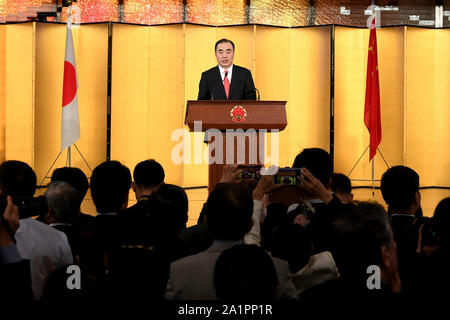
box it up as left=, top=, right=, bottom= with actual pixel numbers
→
left=218, top=64, right=233, bottom=83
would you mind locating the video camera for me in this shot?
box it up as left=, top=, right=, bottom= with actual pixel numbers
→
left=0, top=195, right=48, bottom=219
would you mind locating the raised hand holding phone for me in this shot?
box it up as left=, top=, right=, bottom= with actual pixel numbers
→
left=219, top=164, right=243, bottom=184
left=298, top=167, right=333, bottom=204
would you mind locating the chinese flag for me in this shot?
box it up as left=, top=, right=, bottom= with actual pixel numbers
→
left=364, top=18, right=381, bottom=161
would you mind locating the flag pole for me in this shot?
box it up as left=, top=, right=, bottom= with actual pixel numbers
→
left=372, top=158, right=375, bottom=196
left=68, top=145, right=72, bottom=167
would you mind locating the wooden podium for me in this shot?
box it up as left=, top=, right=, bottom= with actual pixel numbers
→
left=185, top=100, right=287, bottom=192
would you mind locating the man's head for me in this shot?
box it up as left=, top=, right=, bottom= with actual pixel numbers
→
left=51, top=167, right=89, bottom=204
left=331, top=173, right=353, bottom=204
left=433, top=197, right=450, bottom=252
left=132, top=159, right=165, bottom=200
left=148, top=183, right=188, bottom=235
left=44, top=181, right=80, bottom=224
left=214, top=244, right=279, bottom=301
left=215, top=39, right=235, bottom=69
left=292, top=148, right=332, bottom=188
left=205, top=183, right=253, bottom=240
left=330, top=201, right=399, bottom=291
left=0, top=160, right=36, bottom=198
left=380, top=165, right=420, bottom=214
left=90, top=161, right=131, bottom=214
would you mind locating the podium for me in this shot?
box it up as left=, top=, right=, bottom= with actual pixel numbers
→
left=185, top=100, right=287, bottom=192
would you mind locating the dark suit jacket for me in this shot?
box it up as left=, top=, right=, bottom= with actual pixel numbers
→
left=298, top=277, right=405, bottom=316
left=198, top=65, right=256, bottom=100
left=0, top=259, right=34, bottom=304
left=390, top=214, right=418, bottom=293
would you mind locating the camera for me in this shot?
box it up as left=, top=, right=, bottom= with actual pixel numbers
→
left=273, top=168, right=302, bottom=185
left=237, top=165, right=262, bottom=181
left=0, top=195, right=48, bottom=219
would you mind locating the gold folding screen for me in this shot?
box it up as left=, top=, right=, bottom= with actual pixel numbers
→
left=0, top=25, right=5, bottom=163
left=111, top=24, right=330, bottom=187
left=334, top=26, right=450, bottom=188
left=405, top=28, right=450, bottom=187
left=34, top=23, right=107, bottom=184
left=111, top=24, right=185, bottom=185
left=2, top=23, right=34, bottom=166
left=0, top=23, right=449, bottom=193
left=334, top=26, right=405, bottom=184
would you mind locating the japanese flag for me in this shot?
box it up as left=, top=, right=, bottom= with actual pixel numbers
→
left=61, top=9, right=80, bottom=152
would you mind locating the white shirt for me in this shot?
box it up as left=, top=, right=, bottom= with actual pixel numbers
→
left=291, top=251, right=340, bottom=295
left=218, top=64, right=233, bottom=85
left=244, top=200, right=263, bottom=246
left=15, top=218, right=73, bottom=300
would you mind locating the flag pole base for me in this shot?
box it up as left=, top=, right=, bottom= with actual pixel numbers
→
left=39, top=143, right=92, bottom=187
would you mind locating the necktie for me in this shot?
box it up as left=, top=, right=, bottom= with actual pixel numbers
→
left=224, top=71, right=230, bottom=99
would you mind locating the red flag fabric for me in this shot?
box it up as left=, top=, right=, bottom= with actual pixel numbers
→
left=364, top=18, right=382, bottom=161
left=61, top=8, right=80, bottom=152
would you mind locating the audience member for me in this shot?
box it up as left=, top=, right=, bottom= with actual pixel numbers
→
left=331, top=173, right=353, bottom=204
left=270, top=205, right=313, bottom=273
left=0, top=195, right=34, bottom=304
left=90, top=160, right=132, bottom=215
left=0, top=160, right=73, bottom=300
left=299, top=201, right=403, bottom=315
left=214, top=244, right=279, bottom=301
left=50, top=167, right=94, bottom=230
left=43, top=181, right=81, bottom=261
left=380, top=165, right=420, bottom=292
left=180, top=165, right=253, bottom=256
left=51, top=167, right=89, bottom=203
left=165, top=182, right=297, bottom=300
left=125, top=159, right=165, bottom=217
left=78, top=161, right=131, bottom=280
left=411, top=197, right=450, bottom=305
left=432, top=197, right=450, bottom=253
left=132, top=159, right=165, bottom=200
left=292, top=148, right=333, bottom=205
left=263, top=148, right=337, bottom=255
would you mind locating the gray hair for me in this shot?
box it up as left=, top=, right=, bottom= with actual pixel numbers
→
left=45, top=181, right=80, bottom=224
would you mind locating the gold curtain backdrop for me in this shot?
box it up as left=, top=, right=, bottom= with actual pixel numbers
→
left=1, top=22, right=450, bottom=217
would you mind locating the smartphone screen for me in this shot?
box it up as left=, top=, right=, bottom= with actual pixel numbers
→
left=237, top=165, right=262, bottom=180
left=273, top=168, right=302, bottom=185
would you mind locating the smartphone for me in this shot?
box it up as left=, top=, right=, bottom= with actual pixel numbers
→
left=237, top=165, right=262, bottom=181
left=273, top=168, right=302, bottom=185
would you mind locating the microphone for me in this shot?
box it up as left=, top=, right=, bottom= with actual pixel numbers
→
left=211, top=86, right=220, bottom=100
left=255, top=87, right=260, bottom=101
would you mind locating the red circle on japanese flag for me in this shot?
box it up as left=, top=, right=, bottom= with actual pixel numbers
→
left=62, top=61, right=77, bottom=107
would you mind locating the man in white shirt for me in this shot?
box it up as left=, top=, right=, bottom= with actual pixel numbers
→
left=0, top=160, right=73, bottom=300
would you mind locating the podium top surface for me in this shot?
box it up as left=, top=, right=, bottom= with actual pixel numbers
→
left=185, top=100, right=287, bottom=131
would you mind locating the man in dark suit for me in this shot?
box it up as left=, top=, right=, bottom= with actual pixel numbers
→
left=299, top=202, right=404, bottom=316
left=381, top=165, right=421, bottom=294
left=198, top=39, right=256, bottom=100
